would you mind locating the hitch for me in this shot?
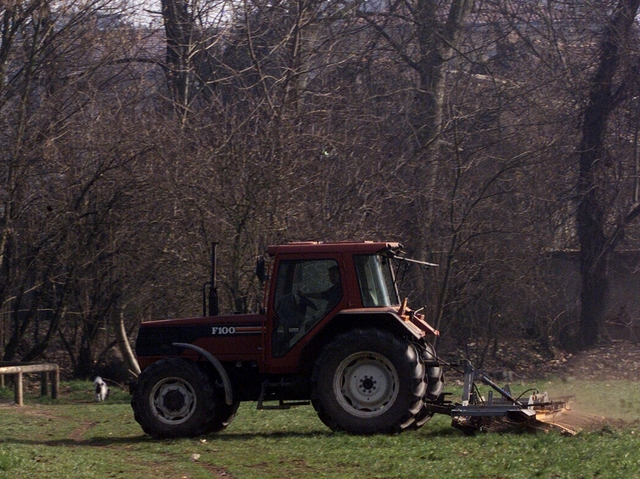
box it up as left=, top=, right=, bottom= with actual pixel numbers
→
left=426, top=360, right=572, bottom=435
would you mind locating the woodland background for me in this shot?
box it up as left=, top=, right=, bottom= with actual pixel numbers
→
left=2, top=0, right=640, bottom=379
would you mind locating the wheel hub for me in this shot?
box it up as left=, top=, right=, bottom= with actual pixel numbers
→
left=334, top=352, right=399, bottom=418
left=163, top=388, right=186, bottom=412
left=150, top=378, right=197, bottom=425
left=360, top=376, right=376, bottom=392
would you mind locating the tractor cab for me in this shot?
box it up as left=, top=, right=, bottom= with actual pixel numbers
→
left=267, top=243, right=404, bottom=358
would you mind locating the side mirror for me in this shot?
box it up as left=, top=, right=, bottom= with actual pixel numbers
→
left=256, top=256, right=267, bottom=283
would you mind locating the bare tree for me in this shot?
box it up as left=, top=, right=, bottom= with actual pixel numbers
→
left=0, top=1, right=162, bottom=377
left=576, top=0, right=640, bottom=347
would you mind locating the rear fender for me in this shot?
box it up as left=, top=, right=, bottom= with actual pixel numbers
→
left=299, top=310, right=426, bottom=373
left=335, top=310, right=428, bottom=340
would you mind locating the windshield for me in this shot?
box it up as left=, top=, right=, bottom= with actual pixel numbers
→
left=354, top=254, right=399, bottom=307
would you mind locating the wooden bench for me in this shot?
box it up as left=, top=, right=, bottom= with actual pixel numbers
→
left=0, top=362, right=60, bottom=406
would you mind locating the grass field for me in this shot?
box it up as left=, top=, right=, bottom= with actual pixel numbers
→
left=1, top=379, right=640, bottom=479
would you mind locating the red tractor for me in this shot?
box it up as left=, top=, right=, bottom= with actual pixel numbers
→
left=131, top=241, right=444, bottom=438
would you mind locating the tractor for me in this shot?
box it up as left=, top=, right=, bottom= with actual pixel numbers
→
left=131, top=241, right=444, bottom=438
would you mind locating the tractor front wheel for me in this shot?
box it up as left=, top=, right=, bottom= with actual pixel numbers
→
left=312, top=328, right=425, bottom=434
left=131, top=358, right=231, bottom=438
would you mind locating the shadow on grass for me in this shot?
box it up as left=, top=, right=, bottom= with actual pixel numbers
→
left=0, top=423, right=468, bottom=449
left=0, top=397, right=132, bottom=407
left=0, top=431, right=333, bottom=448
left=0, top=435, right=153, bottom=447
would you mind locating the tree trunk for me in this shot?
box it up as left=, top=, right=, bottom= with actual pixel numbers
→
left=161, top=0, right=193, bottom=112
left=407, top=0, right=474, bottom=316
left=576, top=0, right=640, bottom=348
left=413, top=0, right=473, bottom=153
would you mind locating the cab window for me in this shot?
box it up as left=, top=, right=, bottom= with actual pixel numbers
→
left=354, top=254, right=399, bottom=307
left=272, top=259, right=342, bottom=357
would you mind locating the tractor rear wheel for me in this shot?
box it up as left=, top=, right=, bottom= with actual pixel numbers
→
left=412, top=342, right=445, bottom=428
left=423, top=342, right=444, bottom=401
left=311, top=328, right=425, bottom=434
left=131, top=358, right=234, bottom=438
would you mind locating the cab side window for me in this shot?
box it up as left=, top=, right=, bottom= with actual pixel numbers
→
left=272, top=259, right=342, bottom=357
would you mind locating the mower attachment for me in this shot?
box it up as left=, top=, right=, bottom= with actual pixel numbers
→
left=426, top=360, right=573, bottom=434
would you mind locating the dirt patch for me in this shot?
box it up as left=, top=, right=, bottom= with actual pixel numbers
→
left=68, top=420, right=97, bottom=442
left=439, top=338, right=640, bottom=381
left=537, top=410, right=609, bottom=433
left=542, top=340, right=640, bottom=381
left=199, top=463, right=237, bottom=479
left=0, top=402, right=59, bottom=419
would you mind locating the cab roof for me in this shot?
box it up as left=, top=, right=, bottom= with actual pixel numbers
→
left=267, top=241, right=402, bottom=256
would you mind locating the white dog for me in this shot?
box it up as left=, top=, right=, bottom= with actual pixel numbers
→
left=94, top=376, right=110, bottom=402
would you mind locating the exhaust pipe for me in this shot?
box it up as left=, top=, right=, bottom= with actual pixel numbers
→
left=203, top=242, right=219, bottom=316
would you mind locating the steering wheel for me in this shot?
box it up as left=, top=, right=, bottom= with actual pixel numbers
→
left=298, top=293, right=318, bottom=311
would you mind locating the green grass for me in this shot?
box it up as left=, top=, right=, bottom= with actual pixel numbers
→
left=1, top=380, right=640, bottom=478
